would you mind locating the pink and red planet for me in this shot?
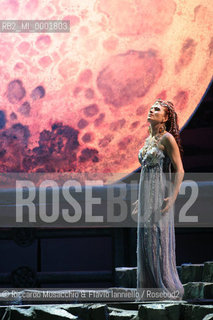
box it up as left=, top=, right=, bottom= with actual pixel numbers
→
left=0, top=0, right=213, bottom=183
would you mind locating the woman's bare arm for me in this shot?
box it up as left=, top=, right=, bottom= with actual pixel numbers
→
left=161, top=132, right=184, bottom=213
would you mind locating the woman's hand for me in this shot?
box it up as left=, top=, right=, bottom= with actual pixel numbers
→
left=160, top=196, right=175, bottom=214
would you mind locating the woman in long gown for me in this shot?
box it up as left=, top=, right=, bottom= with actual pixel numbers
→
left=132, top=99, right=185, bottom=301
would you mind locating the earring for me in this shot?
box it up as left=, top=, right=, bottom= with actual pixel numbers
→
left=159, top=123, right=166, bottom=134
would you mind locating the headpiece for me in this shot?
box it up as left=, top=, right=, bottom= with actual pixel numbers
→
left=155, top=98, right=174, bottom=111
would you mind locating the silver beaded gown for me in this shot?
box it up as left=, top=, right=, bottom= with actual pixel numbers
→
left=134, top=135, right=184, bottom=300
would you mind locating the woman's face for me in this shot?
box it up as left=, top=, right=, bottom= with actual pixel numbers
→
left=147, top=102, right=167, bottom=123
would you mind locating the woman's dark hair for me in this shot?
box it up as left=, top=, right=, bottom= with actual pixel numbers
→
left=151, top=99, right=184, bottom=158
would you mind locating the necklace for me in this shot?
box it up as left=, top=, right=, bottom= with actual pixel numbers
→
left=141, top=132, right=165, bottom=157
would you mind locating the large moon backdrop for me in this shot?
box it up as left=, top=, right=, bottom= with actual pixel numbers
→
left=0, top=0, right=213, bottom=184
